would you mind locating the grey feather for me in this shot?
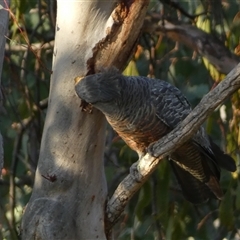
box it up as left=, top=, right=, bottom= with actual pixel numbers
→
left=75, top=68, right=236, bottom=204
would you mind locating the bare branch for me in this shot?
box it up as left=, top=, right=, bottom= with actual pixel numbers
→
left=0, top=0, right=9, bottom=177
left=143, top=16, right=239, bottom=74
left=5, top=41, right=54, bottom=52
left=106, top=63, right=240, bottom=229
left=160, top=0, right=196, bottom=20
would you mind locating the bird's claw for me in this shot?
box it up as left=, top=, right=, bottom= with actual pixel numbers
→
left=147, top=142, right=158, bottom=158
left=130, top=161, right=143, bottom=183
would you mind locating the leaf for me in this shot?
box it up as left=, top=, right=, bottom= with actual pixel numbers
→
left=165, top=215, right=174, bottom=240
left=195, top=4, right=211, bottom=34
left=134, top=181, right=152, bottom=221
left=156, top=160, right=170, bottom=228
left=123, top=60, right=139, bottom=76
left=0, top=133, right=3, bottom=178
left=202, top=57, right=226, bottom=81
left=219, top=185, right=235, bottom=229
left=235, top=183, right=240, bottom=210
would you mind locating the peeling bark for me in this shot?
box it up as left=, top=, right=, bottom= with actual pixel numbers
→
left=88, top=0, right=150, bottom=73
left=143, top=16, right=239, bottom=74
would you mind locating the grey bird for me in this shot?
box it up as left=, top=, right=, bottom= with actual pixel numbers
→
left=75, top=68, right=236, bottom=204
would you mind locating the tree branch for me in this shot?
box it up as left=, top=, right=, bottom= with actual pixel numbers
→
left=5, top=41, right=54, bottom=52
left=0, top=0, right=9, bottom=177
left=143, top=16, right=239, bottom=74
left=87, top=0, right=150, bottom=73
left=160, top=0, right=197, bottom=20
left=106, top=63, right=240, bottom=229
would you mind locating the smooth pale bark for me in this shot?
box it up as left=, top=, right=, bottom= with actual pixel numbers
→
left=0, top=0, right=9, bottom=176
left=21, top=0, right=149, bottom=239
left=21, top=2, right=115, bottom=239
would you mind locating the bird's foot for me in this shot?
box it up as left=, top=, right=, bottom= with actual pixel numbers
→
left=147, top=142, right=159, bottom=158
left=130, top=161, right=143, bottom=183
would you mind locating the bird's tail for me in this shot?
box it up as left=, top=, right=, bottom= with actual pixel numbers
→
left=170, top=160, right=219, bottom=204
left=169, top=140, right=235, bottom=204
left=208, top=138, right=236, bottom=172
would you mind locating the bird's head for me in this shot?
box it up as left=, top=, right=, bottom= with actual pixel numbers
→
left=75, top=68, right=122, bottom=112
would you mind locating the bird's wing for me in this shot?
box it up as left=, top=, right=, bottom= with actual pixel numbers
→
left=148, top=79, right=224, bottom=203
left=150, top=79, right=211, bottom=150
left=150, top=79, right=192, bottom=129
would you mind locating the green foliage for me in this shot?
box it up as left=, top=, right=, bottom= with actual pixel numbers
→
left=1, top=0, right=239, bottom=239
left=1, top=1, right=52, bottom=239
left=219, top=183, right=235, bottom=229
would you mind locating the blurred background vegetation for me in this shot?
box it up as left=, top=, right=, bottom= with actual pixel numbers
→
left=0, top=0, right=240, bottom=239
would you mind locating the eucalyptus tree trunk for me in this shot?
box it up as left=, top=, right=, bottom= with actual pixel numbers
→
left=21, top=0, right=149, bottom=239
left=0, top=0, right=9, bottom=176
